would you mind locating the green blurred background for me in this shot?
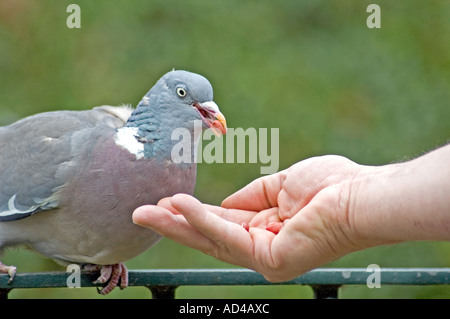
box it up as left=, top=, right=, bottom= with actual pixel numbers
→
left=0, top=0, right=449, bottom=298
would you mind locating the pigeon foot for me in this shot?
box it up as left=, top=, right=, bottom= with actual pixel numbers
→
left=0, top=261, right=17, bottom=284
left=92, top=263, right=128, bottom=295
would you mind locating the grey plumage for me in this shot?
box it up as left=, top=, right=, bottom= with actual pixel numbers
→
left=0, top=70, right=227, bottom=294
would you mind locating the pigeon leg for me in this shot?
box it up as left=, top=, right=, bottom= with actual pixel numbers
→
left=92, top=265, right=112, bottom=285
left=119, top=263, right=128, bottom=289
left=93, top=263, right=128, bottom=295
left=0, top=261, right=16, bottom=284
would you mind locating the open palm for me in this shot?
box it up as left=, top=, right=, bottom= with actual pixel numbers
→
left=133, top=155, right=363, bottom=282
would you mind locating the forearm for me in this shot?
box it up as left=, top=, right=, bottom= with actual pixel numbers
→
left=352, top=144, right=450, bottom=244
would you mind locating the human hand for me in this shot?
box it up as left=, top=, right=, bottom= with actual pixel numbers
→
left=133, top=145, right=450, bottom=281
left=133, top=155, right=369, bottom=282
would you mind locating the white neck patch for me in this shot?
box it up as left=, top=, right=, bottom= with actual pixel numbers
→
left=115, top=127, right=145, bottom=159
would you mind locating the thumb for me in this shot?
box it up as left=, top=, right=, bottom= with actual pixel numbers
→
left=221, top=170, right=287, bottom=211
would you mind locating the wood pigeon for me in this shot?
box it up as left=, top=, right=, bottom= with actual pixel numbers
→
left=0, top=70, right=227, bottom=295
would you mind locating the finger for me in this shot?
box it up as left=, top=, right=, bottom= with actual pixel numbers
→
left=158, top=196, right=258, bottom=225
left=247, top=207, right=281, bottom=228
left=205, top=204, right=259, bottom=224
left=157, top=197, right=181, bottom=214
left=169, top=194, right=255, bottom=259
left=266, top=222, right=283, bottom=234
left=221, top=170, right=287, bottom=211
left=169, top=194, right=264, bottom=269
left=132, top=205, right=216, bottom=253
left=247, top=226, right=277, bottom=270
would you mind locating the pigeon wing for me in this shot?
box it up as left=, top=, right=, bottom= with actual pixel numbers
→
left=0, top=106, right=132, bottom=221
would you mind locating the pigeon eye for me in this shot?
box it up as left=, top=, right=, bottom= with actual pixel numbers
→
left=176, top=87, right=187, bottom=98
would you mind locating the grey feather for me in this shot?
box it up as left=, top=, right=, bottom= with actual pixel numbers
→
left=0, top=106, right=129, bottom=221
left=0, top=70, right=226, bottom=275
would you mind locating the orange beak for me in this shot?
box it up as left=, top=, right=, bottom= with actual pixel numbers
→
left=193, top=101, right=227, bottom=136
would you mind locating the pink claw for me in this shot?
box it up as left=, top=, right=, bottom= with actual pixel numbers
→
left=93, top=263, right=128, bottom=295
left=0, top=261, right=17, bottom=284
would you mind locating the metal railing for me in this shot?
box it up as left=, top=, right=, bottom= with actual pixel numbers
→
left=1, top=268, right=449, bottom=299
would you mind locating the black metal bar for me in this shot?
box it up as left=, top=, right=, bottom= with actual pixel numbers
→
left=0, top=268, right=449, bottom=298
left=0, top=288, right=10, bottom=299
left=149, top=285, right=178, bottom=299
left=311, top=285, right=340, bottom=299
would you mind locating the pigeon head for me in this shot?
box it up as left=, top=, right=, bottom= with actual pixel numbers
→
left=121, top=70, right=227, bottom=161
left=147, top=70, right=227, bottom=136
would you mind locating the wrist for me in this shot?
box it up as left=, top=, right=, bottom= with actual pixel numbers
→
left=351, top=147, right=450, bottom=244
left=349, top=163, right=406, bottom=246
